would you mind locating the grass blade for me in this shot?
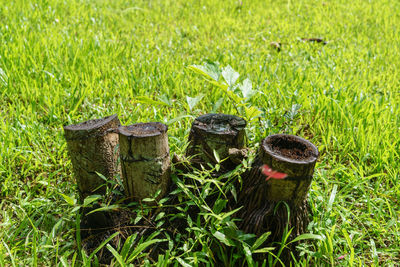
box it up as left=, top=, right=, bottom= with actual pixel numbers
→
left=107, top=244, right=126, bottom=267
left=89, top=232, right=120, bottom=260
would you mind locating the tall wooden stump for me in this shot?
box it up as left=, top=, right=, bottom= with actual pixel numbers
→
left=118, top=122, right=171, bottom=201
left=185, top=113, right=247, bottom=171
left=236, top=134, right=318, bottom=260
left=63, top=114, right=121, bottom=199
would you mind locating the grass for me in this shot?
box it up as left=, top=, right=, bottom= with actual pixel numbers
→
left=0, top=0, right=399, bottom=265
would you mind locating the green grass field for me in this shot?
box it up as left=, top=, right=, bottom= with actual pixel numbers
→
left=1, top=0, right=399, bottom=265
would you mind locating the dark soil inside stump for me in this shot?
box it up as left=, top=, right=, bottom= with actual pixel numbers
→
left=265, top=135, right=316, bottom=160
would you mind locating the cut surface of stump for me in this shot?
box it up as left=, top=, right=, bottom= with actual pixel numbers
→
left=185, top=113, right=247, bottom=171
left=63, top=114, right=121, bottom=199
left=236, top=134, right=318, bottom=262
left=119, top=122, right=171, bottom=201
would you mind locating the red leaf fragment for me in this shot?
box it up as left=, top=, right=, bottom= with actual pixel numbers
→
left=261, top=164, right=288, bottom=181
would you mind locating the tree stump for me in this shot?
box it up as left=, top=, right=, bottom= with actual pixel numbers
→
left=63, top=114, right=121, bottom=199
left=236, top=134, right=318, bottom=260
left=118, top=122, right=171, bottom=201
left=185, top=113, right=247, bottom=171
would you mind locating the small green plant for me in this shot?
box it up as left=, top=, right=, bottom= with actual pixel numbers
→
left=189, top=62, right=263, bottom=123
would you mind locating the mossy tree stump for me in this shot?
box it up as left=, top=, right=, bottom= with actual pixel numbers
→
left=63, top=114, right=121, bottom=199
left=236, top=134, right=319, bottom=259
left=118, top=122, right=171, bottom=201
left=185, top=113, right=247, bottom=172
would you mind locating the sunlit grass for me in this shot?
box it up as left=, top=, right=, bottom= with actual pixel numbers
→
left=0, top=0, right=399, bottom=265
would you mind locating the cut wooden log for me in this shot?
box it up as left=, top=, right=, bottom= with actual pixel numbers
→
left=63, top=114, right=121, bottom=199
left=118, top=122, right=171, bottom=201
left=185, top=113, right=247, bottom=171
left=236, top=134, right=318, bottom=261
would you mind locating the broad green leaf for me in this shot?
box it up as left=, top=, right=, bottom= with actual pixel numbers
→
left=83, top=194, right=101, bottom=207
left=239, top=78, right=255, bottom=99
left=212, top=199, right=227, bottom=214
left=213, top=231, right=234, bottom=246
left=188, top=65, right=213, bottom=80
left=243, top=244, right=254, bottom=266
left=158, top=94, right=173, bottom=106
left=59, top=193, right=76, bottom=206
left=213, top=149, right=220, bottom=163
left=176, top=257, right=192, bottom=267
left=186, top=95, right=204, bottom=111
left=189, top=62, right=220, bottom=82
left=222, top=65, right=239, bottom=86
left=155, top=212, right=165, bottom=221
left=134, top=214, right=142, bottom=224
left=158, top=197, right=169, bottom=205
left=237, top=233, right=256, bottom=242
left=251, top=232, right=271, bottom=250
left=153, top=189, right=162, bottom=198
left=244, top=106, right=262, bottom=120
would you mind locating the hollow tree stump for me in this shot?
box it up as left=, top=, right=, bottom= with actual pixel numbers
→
left=185, top=113, right=247, bottom=171
left=63, top=114, right=121, bottom=199
left=118, top=122, right=171, bottom=201
left=236, top=134, right=318, bottom=259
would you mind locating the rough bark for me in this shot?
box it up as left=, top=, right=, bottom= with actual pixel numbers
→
left=63, top=114, right=121, bottom=199
left=185, top=113, right=247, bottom=171
left=118, top=122, right=171, bottom=201
left=236, top=134, right=319, bottom=262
